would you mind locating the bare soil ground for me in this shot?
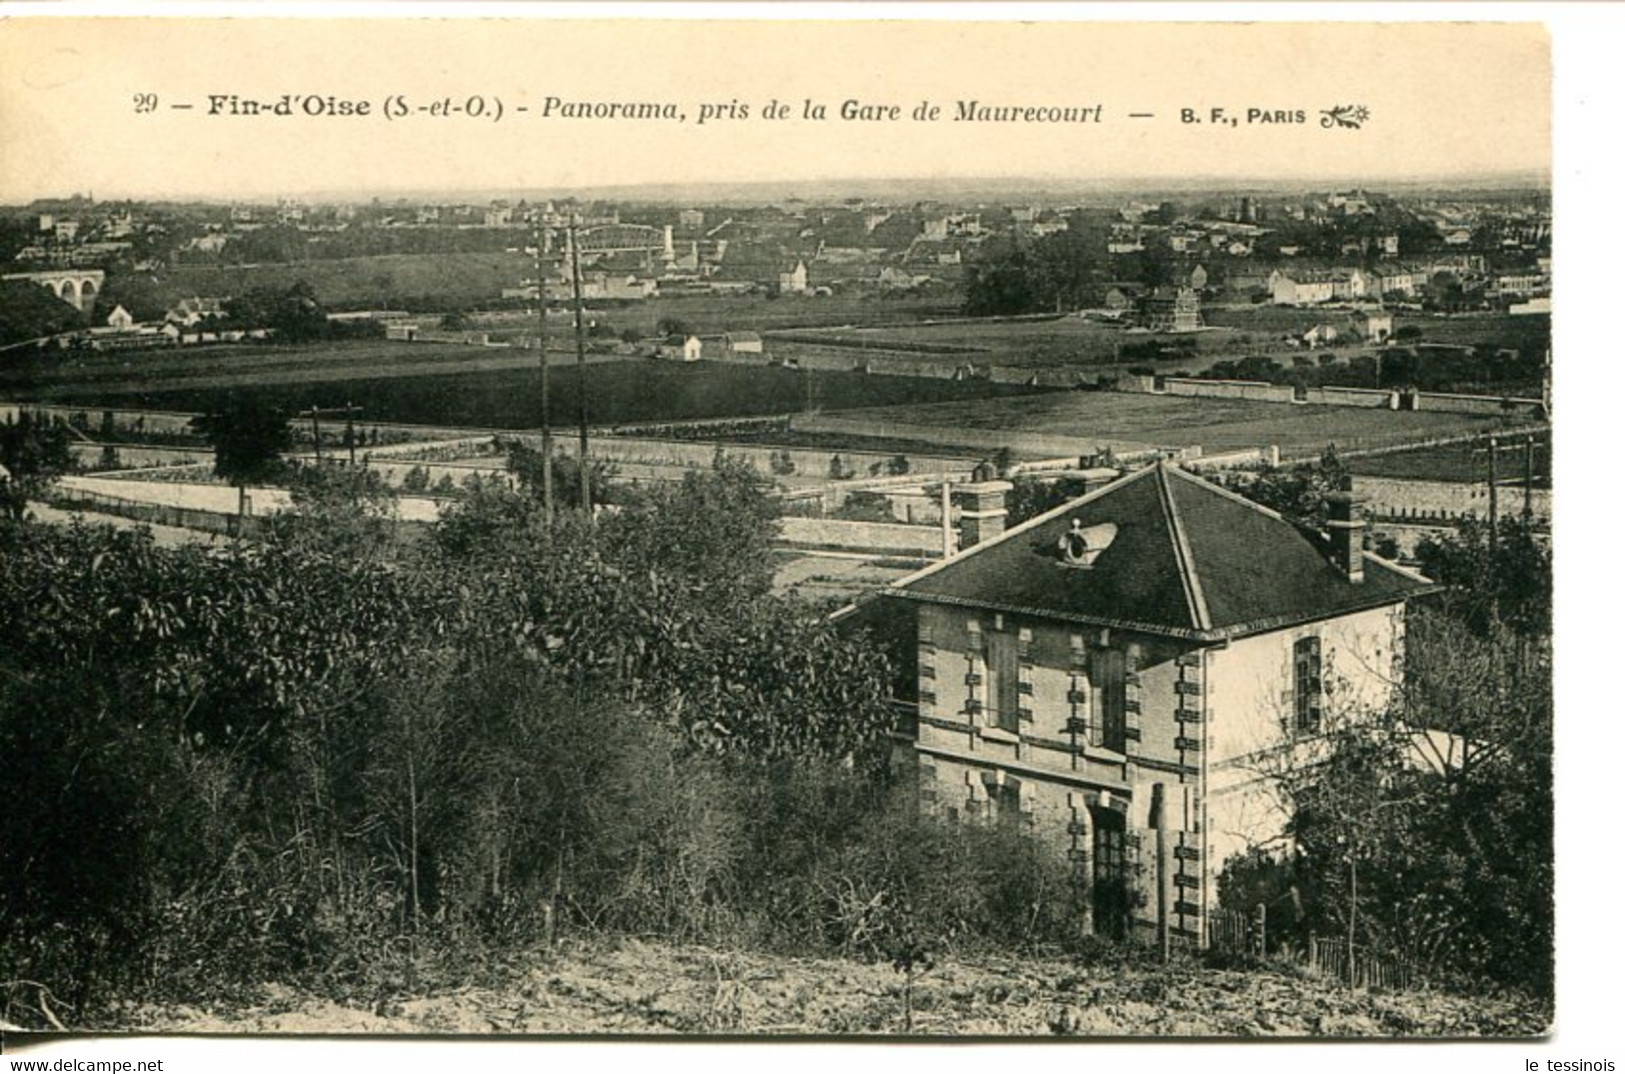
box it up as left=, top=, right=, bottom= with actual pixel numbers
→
left=123, top=937, right=1549, bottom=1038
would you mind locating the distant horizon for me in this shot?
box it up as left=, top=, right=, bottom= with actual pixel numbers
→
left=4, top=169, right=1553, bottom=209
left=1, top=20, right=1549, bottom=208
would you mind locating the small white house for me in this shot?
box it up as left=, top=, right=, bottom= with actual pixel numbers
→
left=659, top=334, right=704, bottom=362
left=1355, top=311, right=1394, bottom=343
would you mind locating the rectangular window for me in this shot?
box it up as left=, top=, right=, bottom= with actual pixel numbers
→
left=987, top=629, right=1022, bottom=732
left=1294, top=635, right=1323, bottom=732
left=1092, top=647, right=1128, bottom=752
left=990, top=778, right=1024, bottom=832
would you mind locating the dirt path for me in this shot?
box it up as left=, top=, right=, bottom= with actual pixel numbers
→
left=125, top=937, right=1549, bottom=1038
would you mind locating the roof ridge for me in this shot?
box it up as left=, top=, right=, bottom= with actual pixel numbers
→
left=1165, top=463, right=1288, bottom=522
left=1363, top=551, right=1436, bottom=586
left=1156, top=462, right=1213, bottom=632
left=888, top=463, right=1160, bottom=592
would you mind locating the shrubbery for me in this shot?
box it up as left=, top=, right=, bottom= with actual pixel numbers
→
left=0, top=454, right=1085, bottom=1028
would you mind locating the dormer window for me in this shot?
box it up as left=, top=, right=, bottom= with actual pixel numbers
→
left=1058, top=519, right=1118, bottom=567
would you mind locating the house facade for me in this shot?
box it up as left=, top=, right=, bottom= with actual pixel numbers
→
left=1135, top=288, right=1202, bottom=332
left=1354, top=311, right=1395, bottom=342
left=658, top=334, right=705, bottom=361
left=778, top=260, right=809, bottom=294
left=882, top=464, right=1432, bottom=943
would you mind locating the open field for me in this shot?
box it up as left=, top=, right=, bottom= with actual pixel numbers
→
left=1394, top=310, right=1550, bottom=354
left=784, top=315, right=1248, bottom=369
left=796, top=391, right=1533, bottom=459
left=166, top=252, right=533, bottom=312
left=55, top=360, right=1047, bottom=430
left=3, top=340, right=512, bottom=397
left=1344, top=432, right=1551, bottom=485
left=1202, top=305, right=1362, bottom=333
left=789, top=307, right=1548, bottom=375
left=566, top=292, right=957, bottom=337
left=123, top=935, right=1548, bottom=1037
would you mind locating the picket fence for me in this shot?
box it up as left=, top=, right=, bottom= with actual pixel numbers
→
left=1206, top=905, right=1415, bottom=992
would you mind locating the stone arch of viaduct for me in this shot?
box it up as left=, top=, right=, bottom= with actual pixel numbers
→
left=2, top=269, right=107, bottom=312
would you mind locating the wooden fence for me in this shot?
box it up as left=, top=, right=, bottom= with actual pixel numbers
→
left=1207, top=906, right=1415, bottom=992
left=1207, top=906, right=1269, bottom=957
left=48, top=487, right=264, bottom=539
left=1307, top=935, right=1414, bottom=991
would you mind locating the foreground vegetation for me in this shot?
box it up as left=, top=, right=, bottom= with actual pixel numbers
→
left=0, top=458, right=1087, bottom=1032
left=0, top=431, right=1553, bottom=1033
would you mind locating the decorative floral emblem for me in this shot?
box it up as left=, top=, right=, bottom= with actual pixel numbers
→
left=1320, top=105, right=1370, bottom=130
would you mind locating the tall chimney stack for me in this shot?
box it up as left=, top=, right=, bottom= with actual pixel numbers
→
left=1325, top=481, right=1365, bottom=584
left=953, top=474, right=1013, bottom=549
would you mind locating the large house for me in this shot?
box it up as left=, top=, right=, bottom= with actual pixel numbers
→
left=1270, top=268, right=1369, bottom=305
left=874, top=463, right=1433, bottom=943
left=1134, top=287, right=1202, bottom=332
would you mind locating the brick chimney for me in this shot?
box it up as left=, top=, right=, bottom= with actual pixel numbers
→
left=953, top=479, right=1013, bottom=549
left=1325, top=483, right=1365, bottom=584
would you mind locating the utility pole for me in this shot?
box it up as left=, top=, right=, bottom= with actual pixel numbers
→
left=343, top=402, right=358, bottom=466
left=299, top=404, right=364, bottom=467
left=533, top=211, right=554, bottom=525
left=1487, top=435, right=1499, bottom=548
left=568, top=220, right=591, bottom=515
left=1523, top=434, right=1535, bottom=520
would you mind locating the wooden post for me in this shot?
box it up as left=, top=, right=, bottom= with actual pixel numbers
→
left=344, top=403, right=358, bottom=467
left=568, top=222, right=591, bottom=515
left=1152, top=782, right=1171, bottom=962
left=308, top=408, right=323, bottom=463
left=1487, top=435, right=1499, bottom=546
left=1347, top=856, right=1358, bottom=988
left=940, top=481, right=953, bottom=558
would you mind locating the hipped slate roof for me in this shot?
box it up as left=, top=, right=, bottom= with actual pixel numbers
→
left=893, top=463, right=1434, bottom=642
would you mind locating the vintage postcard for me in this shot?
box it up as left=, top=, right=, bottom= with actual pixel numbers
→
left=0, top=5, right=1578, bottom=1065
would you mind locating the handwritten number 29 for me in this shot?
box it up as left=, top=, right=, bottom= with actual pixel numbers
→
left=133, top=93, right=158, bottom=114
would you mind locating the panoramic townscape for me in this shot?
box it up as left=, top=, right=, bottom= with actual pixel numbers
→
left=1, top=177, right=1552, bottom=1037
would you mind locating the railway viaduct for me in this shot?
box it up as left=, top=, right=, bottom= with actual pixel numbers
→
left=2, top=268, right=107, bottom=312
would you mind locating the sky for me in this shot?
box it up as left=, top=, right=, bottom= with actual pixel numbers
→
left=0, top=14, right=1551, bottom=203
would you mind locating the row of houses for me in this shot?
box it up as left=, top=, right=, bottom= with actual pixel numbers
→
left=23, top=291, right=270, bottom=350
left=51, top=307, right=270, bottom=350
left=1266, top=261, right=1549, bottom=306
